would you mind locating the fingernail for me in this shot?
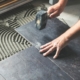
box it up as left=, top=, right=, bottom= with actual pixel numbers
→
left=53, top=56, right=56, bottom=59
left=39, top=50, right=42, bottom=52
left=43, top=53, right=46, bottom=56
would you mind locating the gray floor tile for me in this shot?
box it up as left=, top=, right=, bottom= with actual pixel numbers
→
left=16, top=18, right=80, bottom=80
left=0, top=46, right=72, bottom=80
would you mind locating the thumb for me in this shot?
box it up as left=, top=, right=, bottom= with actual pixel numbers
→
left=47, top=6, right=54, bottom=15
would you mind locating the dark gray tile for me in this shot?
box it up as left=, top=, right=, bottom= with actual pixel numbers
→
left=16, top=18, right=80, bottom=80
left=0, top=46, right=72, bottom=80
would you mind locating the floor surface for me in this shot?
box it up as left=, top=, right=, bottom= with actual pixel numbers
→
left=16, top=18, right=80, bottom=80
left=0, top=0, right=80, bottom=80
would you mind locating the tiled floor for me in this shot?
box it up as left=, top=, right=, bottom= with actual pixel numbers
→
left=16, top=18, right=80, bottom=80
left=0, top=0, right=80, bottom=80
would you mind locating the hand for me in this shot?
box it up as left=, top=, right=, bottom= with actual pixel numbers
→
left=47, top=3, right=64, bottom=18
left=40, top=35, right=69, bottom=59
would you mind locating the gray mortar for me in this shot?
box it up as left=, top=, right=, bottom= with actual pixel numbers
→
left=0, top=3, right=48, bottom=61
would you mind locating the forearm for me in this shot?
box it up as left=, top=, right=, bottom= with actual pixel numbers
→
left=58, top=0, right=68, bottom=7
left=62, top=20, right=80, bottom=41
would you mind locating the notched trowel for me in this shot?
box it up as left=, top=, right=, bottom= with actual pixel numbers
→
left=35, top=10, right=50, bottom=30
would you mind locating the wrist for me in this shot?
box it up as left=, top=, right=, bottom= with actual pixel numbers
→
left=61, top=33, right=70, bottom=42
left=63, top=20, right=80, bottom=41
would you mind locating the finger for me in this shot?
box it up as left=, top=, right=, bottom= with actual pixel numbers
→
left=47, top=7, right=54, bottom=15
left=53, top=46, right=61, bottom=59
left=40, top=42, right=51, bottom=49
left=43, top=46, right=55, bottom=56
left=50, top=11, right=59, bottom=18
left=40, top=44, right=52, bottom=53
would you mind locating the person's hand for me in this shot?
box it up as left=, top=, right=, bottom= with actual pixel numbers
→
left=39, top=35, right=69, bottom=59
left=47, top=3, right=64, bottom=18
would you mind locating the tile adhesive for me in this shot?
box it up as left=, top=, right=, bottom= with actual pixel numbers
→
left=0, top=4, right=47, bottom=61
